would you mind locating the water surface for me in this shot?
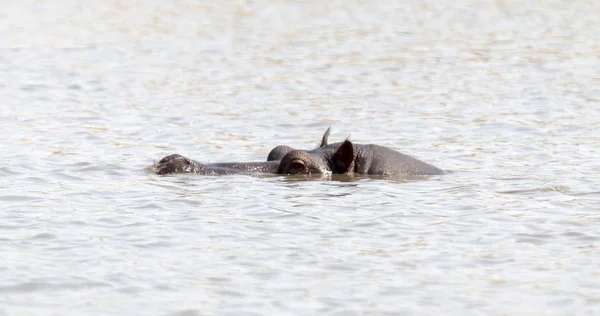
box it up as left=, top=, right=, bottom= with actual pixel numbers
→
left=1, top=1, right=599, bottom=315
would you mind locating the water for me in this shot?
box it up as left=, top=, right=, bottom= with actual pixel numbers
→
left=1, top=0, right=600, bottom=315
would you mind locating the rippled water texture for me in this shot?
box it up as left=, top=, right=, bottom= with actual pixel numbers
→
left=1, top=0, right=599, bottom=315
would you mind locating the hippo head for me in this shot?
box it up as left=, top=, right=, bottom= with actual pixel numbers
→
left=277, top=140, right=356, bottom=175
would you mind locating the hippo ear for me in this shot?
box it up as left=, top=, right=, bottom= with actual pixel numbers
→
left=332, top=140, right=355, bottom=173
left=319, top=126, right=331, bottom=147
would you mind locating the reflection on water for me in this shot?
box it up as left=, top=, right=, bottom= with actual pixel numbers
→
left=1, top=0, right=600, bottom=315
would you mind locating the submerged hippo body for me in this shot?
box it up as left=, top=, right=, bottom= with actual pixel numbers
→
left=277, top=138, right=443, bottom=176
left=155, top=154, right=280, bottom=175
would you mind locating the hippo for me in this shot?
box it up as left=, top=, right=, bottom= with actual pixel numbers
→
left=276, top=129, right=443, bottom=176
left=155, top=127, right=443, bottom=176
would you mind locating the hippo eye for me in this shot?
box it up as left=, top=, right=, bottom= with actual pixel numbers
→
left=289, top=160, right=305, bottom=173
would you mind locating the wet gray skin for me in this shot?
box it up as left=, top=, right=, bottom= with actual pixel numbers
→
left=277, top=134, right=443, bottom=176
left=155, top=154, right=280, bottom=175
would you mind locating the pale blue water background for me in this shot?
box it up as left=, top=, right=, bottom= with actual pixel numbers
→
left=1, top=1, right=599, bottom=315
